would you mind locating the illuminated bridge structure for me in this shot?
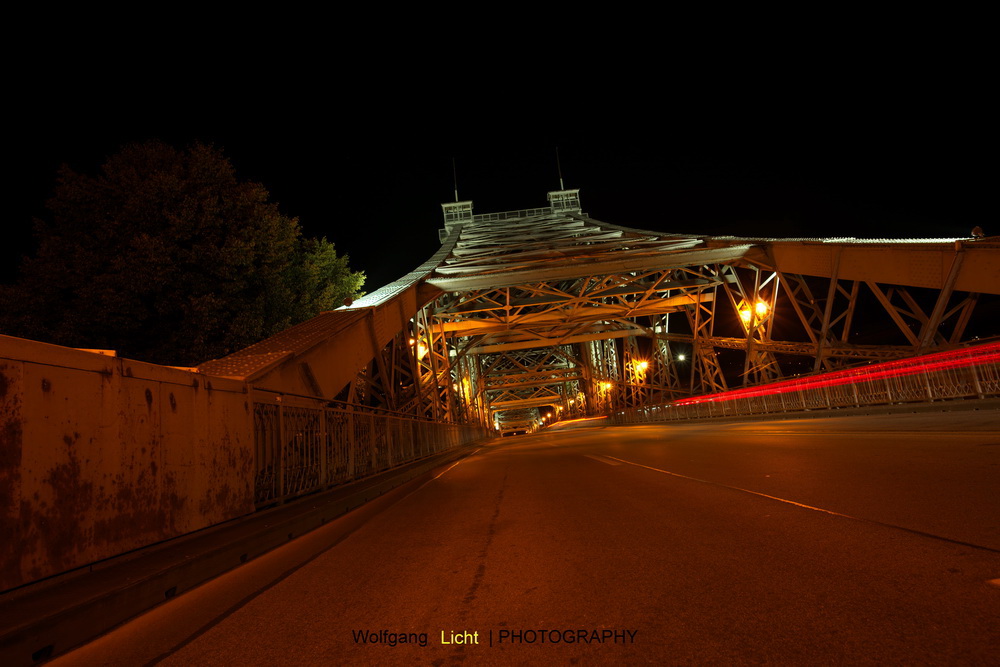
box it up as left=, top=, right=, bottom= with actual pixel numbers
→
left=200, top=189, right=999, bottom=441
left=4, top=189, right=1000, bottom=595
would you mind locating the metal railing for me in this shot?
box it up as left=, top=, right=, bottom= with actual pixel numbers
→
left=473, top=207, right=554, bottom=223
left=252, top=390, right=489, bottom=506
left=611, top=342, right=1000, bottom=425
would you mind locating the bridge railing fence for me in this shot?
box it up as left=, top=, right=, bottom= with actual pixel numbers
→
left=252, top=390, right=488, bottom=506
left=611, top=342, right=1000, bottom=425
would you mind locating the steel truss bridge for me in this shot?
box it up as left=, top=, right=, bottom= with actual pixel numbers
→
left=199, top=190, right=1000, bottom=436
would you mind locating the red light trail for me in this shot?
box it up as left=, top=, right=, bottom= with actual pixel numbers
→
left=672, top=342, right=1000, bottom=406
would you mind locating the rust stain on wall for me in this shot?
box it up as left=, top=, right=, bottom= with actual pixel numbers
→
left=36, top=432, right=94, bottom=575
left=199, top=480, right=234, bottom=516
left=0, top=419, right=21, bottom=496
left=0, top=364, right=24, bottom=589
left=92, top=470, right=183, bottom=548
left=0, top=380, right=22, bottom=488
left=2, top=341, right=255, bottom=591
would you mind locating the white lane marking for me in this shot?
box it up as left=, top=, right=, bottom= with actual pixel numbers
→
left=408, top=448, right=483, bottom=496
left=602, top=455, right=856, bottom=518
left=429, top=448, right=481, bottom=482
left=584, top=454, right=621, bottom=466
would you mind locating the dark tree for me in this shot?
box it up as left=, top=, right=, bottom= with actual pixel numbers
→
left=0, top=141, right=364, bottom=366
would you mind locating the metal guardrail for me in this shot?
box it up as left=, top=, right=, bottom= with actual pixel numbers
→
left=611, top=342, right=1000, bottom=425
left=472, top=207, right=554, bottom=223
left=252, top=391, right=489, bottom=506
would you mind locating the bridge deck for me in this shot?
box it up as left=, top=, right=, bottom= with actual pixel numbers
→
left=39, top=407, right=1000, bottom=666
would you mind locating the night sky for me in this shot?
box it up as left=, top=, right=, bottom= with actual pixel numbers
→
left=7, top=48, right=990, bottom=295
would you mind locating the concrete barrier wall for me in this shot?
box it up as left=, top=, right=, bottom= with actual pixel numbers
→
left=0, top=336, right=255, bottom=592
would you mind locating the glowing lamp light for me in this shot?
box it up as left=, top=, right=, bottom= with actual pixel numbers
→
left=739, top=300, right=770, bottom=327
left=677, top=354, right=686, bottom=361
left=637, top=360, right=649, bottom=371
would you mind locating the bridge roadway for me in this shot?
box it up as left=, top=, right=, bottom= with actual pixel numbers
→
left=53, top=410, right=1000, bottom=665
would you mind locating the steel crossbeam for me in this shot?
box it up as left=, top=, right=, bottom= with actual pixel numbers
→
left=200, top=190, right=998, bottom=433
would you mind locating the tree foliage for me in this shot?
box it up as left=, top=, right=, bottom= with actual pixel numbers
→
left=0, top=141, right=364, bottom=366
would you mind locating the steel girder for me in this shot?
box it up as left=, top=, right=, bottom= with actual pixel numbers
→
left=200, top=190, right=998, bottom=431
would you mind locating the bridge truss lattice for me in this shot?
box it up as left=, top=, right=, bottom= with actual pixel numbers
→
left=200, top=190, right=999, bottom=434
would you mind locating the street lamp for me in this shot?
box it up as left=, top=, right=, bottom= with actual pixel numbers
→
left=739, top=300, right=770, bottom=329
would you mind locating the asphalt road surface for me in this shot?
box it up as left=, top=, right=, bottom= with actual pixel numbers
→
left=53, top=410, right=1000, bottom=665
